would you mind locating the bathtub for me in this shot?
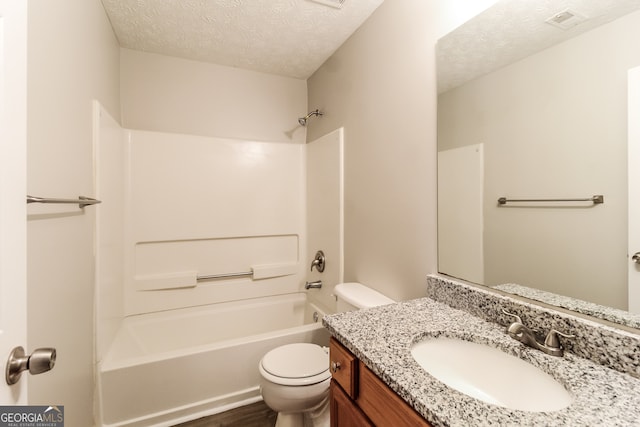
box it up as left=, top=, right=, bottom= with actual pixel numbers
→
left=98, top=292, right=330, bottom=427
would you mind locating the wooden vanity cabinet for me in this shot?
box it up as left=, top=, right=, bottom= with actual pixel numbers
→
left=329, top=337, right=432, bottom=427
left=330, top=380, right=373, bottom=427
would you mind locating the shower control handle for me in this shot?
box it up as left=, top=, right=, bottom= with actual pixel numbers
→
left=310, top=250, right=325, bottom=272
left=5, top=346, right=57, bottom=385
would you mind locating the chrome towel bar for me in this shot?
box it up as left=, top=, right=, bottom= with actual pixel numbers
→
left=27, top=195, right=102, bottom=208
left=498, top=195, right=604, bottom=205
left=195, top=263, right=298, bottom=283
left=196, top=271, right=253, bottom=281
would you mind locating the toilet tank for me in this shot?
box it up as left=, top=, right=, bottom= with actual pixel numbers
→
left=334, top=282, right=394, bottom=312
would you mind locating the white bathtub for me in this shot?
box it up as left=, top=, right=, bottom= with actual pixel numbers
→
left=98, top=293, right=330, bottom=426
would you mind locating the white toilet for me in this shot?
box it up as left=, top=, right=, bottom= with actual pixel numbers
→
left=258, top=282, right=394, bottom=427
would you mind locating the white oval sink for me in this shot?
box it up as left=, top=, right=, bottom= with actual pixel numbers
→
left=410, top=337, right=573, bottom=412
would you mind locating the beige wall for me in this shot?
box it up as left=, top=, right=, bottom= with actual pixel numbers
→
left=306, top=0, right=495, bottom=301
left=120, top=49, right=308, bottom=143
left=27, top=0, right=120, bottom=425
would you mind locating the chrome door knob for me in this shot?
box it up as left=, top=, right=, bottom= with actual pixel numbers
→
left=5, top=346, right=56, bottom=385
left=632, top=252, right=640, bottom=263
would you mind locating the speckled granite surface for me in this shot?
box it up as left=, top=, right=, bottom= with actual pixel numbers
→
left=494, top=283, right=640, bottom=329
left=323, top=277, right=640, bottom=426
left=427, top=275, right=640, bottom=379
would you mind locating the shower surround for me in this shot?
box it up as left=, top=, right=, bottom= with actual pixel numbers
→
left=93, top=103, right=343, bottom=425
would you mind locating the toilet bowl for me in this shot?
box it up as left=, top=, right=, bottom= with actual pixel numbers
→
left=258, top=283, right=394, bottom=427
left=259, top=343, right=331, bottom=427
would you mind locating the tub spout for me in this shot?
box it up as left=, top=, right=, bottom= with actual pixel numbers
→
left=305, top=280, right=322, bottom=290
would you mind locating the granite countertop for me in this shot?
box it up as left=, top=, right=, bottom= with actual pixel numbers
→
left=323, top=297, right=640, bottom=427
left=493, top=283, right=640, bottom=329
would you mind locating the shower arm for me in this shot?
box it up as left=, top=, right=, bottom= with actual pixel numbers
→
left=307, top=109, right=323, bottom=119
left=298, top=109, right=324, bottom=126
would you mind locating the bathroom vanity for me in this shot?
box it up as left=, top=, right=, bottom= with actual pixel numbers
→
left=329, top=337, right=431, bottom=427
left=323, top=276, right=640, bottom=426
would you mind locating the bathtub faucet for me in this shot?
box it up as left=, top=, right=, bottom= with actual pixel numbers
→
left=305, top=280, right=322, bottom=290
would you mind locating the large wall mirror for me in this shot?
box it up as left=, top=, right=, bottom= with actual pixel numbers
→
left=437, top=0, right=640, bottom=328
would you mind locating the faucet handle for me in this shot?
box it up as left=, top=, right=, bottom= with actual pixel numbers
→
left=544, top=329, right=575, bottom=349
left=310, top=250, right=325, bottom=272
left=501, top=309, right=523, bottom=324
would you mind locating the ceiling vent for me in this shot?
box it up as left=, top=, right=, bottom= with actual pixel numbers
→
left=545, top=9, right=588, bottom=30
left=308, top=0, right=346, bottom=9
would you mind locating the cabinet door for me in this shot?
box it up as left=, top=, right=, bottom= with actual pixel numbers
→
left=330, top=337, right=358, bottom=398
left=358, top=362, right=432, bottom=427
left=330, top=380, right=373, bottom=427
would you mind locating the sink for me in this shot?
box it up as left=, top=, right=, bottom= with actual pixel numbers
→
left=410, top=337, right=573, bottom=412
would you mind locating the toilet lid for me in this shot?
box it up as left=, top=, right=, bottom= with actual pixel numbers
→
left=261, top=343, right=328, bottom=379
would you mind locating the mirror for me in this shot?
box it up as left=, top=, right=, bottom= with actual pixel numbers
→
left=437, top=0, right=640, bottom=328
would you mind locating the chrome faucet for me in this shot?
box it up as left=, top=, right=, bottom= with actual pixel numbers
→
left=502, top=309, right=574, bottom=357
left=305, top=280, right=322, bottom=290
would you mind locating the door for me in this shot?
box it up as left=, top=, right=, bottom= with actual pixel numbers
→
left=629, top=66, right=640, bottom=314
left=0, top=0, right=28, bottom=402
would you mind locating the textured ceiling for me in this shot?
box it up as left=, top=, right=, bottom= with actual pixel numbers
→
left=101, top=0, right=384, bottom=79
left=438, top=0, right=640, bottom=93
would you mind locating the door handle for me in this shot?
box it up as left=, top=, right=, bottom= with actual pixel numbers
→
left=5, top=346, right=56, bottom=385
left=633, top=252, right=640, bottom=264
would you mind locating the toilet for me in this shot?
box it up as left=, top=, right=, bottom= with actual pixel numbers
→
left=258, top=282, right=394, bottom=427
left=332, top=282, right=395, bottom=312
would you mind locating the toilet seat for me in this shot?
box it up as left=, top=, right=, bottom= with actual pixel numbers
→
left=260, top=343, right=330, bottom=386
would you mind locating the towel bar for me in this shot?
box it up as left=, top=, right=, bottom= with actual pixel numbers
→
left=27, top=195, right=102, bottom=208
left=497, top=195, right=604, bottom=205
left=196, top=271, right=253, bottom=281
